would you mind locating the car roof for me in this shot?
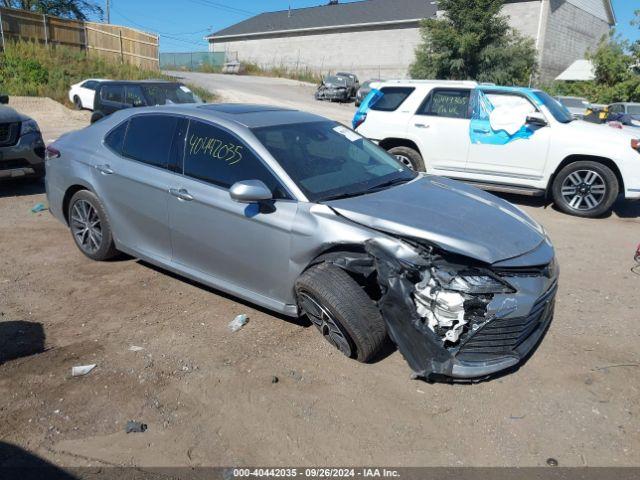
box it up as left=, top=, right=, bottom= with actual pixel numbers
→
left=379, top=79, right=478, bottom=88
left=97, top=80, right=180, bottom=86
left=121, top=103, right=329, bottom=129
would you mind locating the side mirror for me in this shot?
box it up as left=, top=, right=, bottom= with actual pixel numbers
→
left=526, top=112, right=548, bottom=127
left=0, top=94, right=8, bottom=104
left=229, top=180, right=273, bottom=203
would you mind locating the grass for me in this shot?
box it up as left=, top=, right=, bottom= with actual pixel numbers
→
left=241, top=62, right=322, bottom=84
left=0, top=41, right=216, bottom=106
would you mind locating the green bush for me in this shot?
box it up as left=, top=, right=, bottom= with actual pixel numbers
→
left=0, top=41, right=216, bottom=105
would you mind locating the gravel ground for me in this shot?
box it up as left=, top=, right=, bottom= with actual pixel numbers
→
left=0, top=89, right=639, bottom=469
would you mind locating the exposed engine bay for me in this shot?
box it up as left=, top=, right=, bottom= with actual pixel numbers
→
left=323, top=235, right=557, bottom=381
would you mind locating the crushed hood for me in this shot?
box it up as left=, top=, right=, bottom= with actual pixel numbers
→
left=326, top=176, right=546, bottom=265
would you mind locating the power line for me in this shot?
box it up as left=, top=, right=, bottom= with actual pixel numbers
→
left=185, top=0, right=256, bottom=17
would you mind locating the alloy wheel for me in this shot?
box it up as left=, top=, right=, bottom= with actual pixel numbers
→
left=395, top=154, right=415, bottom=171
left=70, top=200, right=103, bottom=254
left=560, top=169, right=606, bottom=211
left=297, top=290, right=353, bottom=357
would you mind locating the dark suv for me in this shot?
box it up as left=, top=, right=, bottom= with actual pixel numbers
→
left=90, top=81, right=201, bottom=123
left=0, top=94, right=46, bottom=180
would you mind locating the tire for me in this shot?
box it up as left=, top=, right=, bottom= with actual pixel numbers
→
left=68, top=190, right=118, bottom=261
left=387, top=146, right=425, bottom=172
left=90, top=111, right=105, bottom=124
left=295, top=263, right=387, bottom=363
left=73, top=95, right=82, bottom=110
left=551, top=161, right=618, bottom=218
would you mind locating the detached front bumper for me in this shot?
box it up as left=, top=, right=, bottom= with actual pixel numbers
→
left=0, top=132, right=45, bottom=179
left=365, top=238, right=558, bottom=381
left=450, top=281, right=556, bottom=379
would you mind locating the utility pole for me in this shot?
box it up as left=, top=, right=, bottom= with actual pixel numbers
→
left=106, top=0, right=110, bottom=23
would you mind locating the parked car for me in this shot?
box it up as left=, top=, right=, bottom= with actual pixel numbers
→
left=608, top=102, right=640, bottom=117
left=45, top=103, right=557, bottom=381
left=556, top=96, right=590, bottom=119
left=355, top=80, right=640, bottom=218
left=90, top=80, right=202, bottom=123
left=315, top=75, right=351, bottom=102
left=355, top=79, right=383, bottom=107
left=68, top=78, right=110, bottom=110
left=0, top=94, right=46, bottom=180
left=336, top=72, right=360, bottom=99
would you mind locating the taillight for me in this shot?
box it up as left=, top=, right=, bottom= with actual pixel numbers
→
left=631, top=139, right=640, bottom=152
left=45, top=145, right=60, bottom=160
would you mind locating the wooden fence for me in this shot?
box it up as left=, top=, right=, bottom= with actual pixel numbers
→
left=0, top=7, right=159, bottom=70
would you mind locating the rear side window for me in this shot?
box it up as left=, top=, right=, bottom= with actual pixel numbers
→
left=183, top=120, right=288, bottom=198
left=101, top=85, right=124, bottom=103
left=104, top=121, right=128, bottom=154
left=82, top=80, right=97, bottom=90
left=122, top=115, right=178, bottom=168
left=370, top=87, right=415, bottom=112
left=418, top=89, right=471, bottom=119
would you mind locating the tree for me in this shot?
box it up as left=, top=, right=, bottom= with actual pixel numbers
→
left=547, top=31, right=640, bottom=104
left=1, top=0, right=103, bottom=21
left=410, top=0, right=536, bottom=85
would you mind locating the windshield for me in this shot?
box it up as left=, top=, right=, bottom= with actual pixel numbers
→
left=559, top=97, right=588, bottom=109
left=324, top=76, right=347, bottom=86
left=535, top=90, right=574, bottom=123
left=141, top=84, right=200, bottom=105
left=252, top=121, right=417, bottom=202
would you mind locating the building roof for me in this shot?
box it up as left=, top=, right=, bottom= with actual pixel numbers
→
left=207, top=0, right=437, bottom=40
left=555, top=59, right=596, bottom=81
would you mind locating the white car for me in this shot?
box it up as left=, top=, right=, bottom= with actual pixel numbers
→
left=68, top=79, right=110, bottom=110
left=354, top=80, right=640, bottom=218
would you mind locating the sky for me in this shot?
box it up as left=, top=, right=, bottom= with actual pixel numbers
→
left=102, top=0, right=639, bottom=53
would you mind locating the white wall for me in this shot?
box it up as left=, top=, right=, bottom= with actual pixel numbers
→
left=210, top=25, right=423, bottom=80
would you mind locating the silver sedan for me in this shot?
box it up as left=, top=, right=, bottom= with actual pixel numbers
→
left=45, top=104, right=558, bottom=381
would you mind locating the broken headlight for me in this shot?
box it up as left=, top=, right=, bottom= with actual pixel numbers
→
left=447, top=273, right=514, bottom=294
left=413, top=267, right=513, bottom=345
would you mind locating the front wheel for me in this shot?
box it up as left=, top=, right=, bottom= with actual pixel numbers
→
left=551, top=161, right=618, bottom=218
left=387, top=146, right=425, bottom=172
left=68, top=190, right=119, bottom=260
left=295, top=263, right=387, bottom=363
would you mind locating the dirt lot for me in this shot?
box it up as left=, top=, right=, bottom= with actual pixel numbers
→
left=1, top=92, right=639, bottom=469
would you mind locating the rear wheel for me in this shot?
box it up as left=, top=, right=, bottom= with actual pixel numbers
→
left=295, top=263, right=387, bottom=363
left=68, top=190, right=118, bottom=261
left=73, top=95, right=82, bottom=110
left=388, top=146, right=425, bottom=172
left=551, top=161, right=618, bottom=218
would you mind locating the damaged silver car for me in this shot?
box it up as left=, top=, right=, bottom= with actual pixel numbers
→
left=46, top=104, right=558, bottom=381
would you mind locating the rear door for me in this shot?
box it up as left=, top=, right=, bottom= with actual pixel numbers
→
left=167, top=119, right=297, bottom=304
left=91, top=114, right=182, bottom=260
left=407, top=88, right=472, bottom=172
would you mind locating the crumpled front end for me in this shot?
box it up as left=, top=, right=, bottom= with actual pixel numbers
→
left=364, top=237, right=558, bottom=381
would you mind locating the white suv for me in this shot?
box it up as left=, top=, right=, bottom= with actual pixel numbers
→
left=354, top=80, right=640, bottom=217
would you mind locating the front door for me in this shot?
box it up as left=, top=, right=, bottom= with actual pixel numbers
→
left=407, top=87, right=472, bottom=172
left=168, top=119, right=297, bottom=305
left=466, top=90, right=551, bottom=181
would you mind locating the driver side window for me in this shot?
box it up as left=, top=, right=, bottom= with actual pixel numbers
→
left=182, top=120, right=290, bottom=199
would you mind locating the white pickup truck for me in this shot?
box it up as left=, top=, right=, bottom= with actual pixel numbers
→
left=354, top=80, right=640, bottom=217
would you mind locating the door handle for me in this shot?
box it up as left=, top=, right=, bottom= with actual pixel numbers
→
left=414, top=123, right=430, bottom=129
left=473, top=127, right=491, bottom=134
left=96, top=164, right=114, bottom=175
left=169, top=188, right=193, bottom=202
